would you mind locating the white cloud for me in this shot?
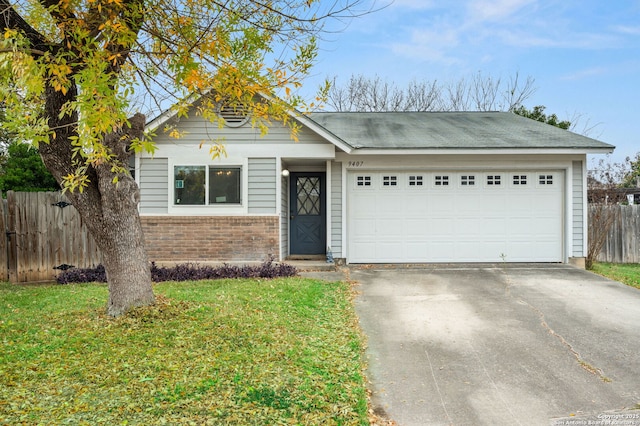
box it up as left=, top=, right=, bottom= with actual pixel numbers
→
left=493, top=27, right=618, bottom=49
left=613, top=25, right=640, bottom=35
left=355, top=0, right=631, bottom=68
left=387, top=17, right=465, bottom=64
left=560, top=66, right=610, bottom=81
left=467, top=0, right=538, bottom=22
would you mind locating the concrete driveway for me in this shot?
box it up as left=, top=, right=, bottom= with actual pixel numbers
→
left=352, top=264, right=640, bottom=426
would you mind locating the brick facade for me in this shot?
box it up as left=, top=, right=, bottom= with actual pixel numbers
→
left=141, top=216, right=280, bottom=262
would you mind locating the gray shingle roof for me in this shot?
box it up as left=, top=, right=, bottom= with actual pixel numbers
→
left=308, top=111, right=614, bottom=151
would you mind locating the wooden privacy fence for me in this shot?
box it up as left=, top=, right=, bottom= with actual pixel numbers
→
left=593, top=204, right=640, bottom=264
left=0, top=191, right=102, bottom=283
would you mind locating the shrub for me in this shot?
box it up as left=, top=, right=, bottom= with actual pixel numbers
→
left=57, top=257, right=297, bottom=284
left=57, top=264, right=107, bottom=284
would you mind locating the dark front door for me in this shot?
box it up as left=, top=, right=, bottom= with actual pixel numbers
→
left=290, top=173, right=326, bottom=255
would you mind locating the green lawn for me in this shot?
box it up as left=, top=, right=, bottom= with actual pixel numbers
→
left=0, top=278, right=369, bottom=425
left=591, top=263, right=640, bottom=290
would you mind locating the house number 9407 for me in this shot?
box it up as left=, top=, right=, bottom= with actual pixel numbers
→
left=348, top=161, right=364, bottom=167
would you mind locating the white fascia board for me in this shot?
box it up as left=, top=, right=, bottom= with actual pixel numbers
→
left=142, top=142, right=336, bottom=160
left=293, top=114, right=354, bottom=154
left=254, top=91, right=354, bottom=154
left=146, top=93, right=201, bottom=132
left=146, top=108, right=177, bottom=133
left=345, top=147, right=615, bottom=156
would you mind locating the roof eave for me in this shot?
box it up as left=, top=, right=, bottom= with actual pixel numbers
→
left=345, top=147, right=615, bottom=155
left=293, top=113, right=354, bottom=154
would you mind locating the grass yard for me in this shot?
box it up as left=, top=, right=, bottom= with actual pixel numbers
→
left=0, top=278, right=369, bottom=425
left=591, top=263, right=640, bottom=289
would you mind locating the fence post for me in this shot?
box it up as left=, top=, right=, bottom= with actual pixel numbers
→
left=6, top=191, right=17, bottom=283
left=0, top=195, right=7, bottom=282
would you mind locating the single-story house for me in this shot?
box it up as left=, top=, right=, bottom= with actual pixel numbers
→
left=136, top=104, right=614, bottom=266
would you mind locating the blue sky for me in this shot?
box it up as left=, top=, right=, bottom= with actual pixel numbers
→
left=302, top=0, right=640, bottom=166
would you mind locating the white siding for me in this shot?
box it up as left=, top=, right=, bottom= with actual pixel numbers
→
left=248, top=158, right=277, bottom=213
left=139, top=158, right=169, bottom=214
left=330, top=161, right=343, bottom=258
left=572, top=160, right=584, bottom=257
left=281, top=175, right=289, bottom=260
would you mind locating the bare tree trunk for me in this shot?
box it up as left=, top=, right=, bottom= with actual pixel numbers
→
left=42, top=152, right=155, bottom=316
left=41, top=130, right=155, bottom=315
left=87, top=187, right=154, bottom=317
left=38, top=83, right=154, bottom=316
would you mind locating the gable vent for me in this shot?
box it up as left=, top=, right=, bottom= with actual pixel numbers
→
left=218, top=104, right=249, bottom=127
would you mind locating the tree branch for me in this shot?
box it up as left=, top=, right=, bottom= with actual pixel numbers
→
left=0, top=0, right=51, bottom=53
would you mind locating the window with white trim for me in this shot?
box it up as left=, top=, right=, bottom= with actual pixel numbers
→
left=513, top=175, right=527, bottom=185
left=539, top=174, right=553, bottom=185
left=383, top=176, right=398, bottom=186
left=435, top=175, right=449, bottom=186
left=487, top=175, right=502, bottom=186
left=409, top=175, right=424, bottom=186
left=174, top=166, right=241, bottom=205
left=461, top=175, right=476, bottom=186
left=356, top=176, right=372, bottom=187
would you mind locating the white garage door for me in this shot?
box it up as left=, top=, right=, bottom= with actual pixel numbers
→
left=348, top=170, right=563, bottom=263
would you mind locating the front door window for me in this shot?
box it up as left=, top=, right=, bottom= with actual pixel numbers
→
left=296, top=177, right=321, bottom=215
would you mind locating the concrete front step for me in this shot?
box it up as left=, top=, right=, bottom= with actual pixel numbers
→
left=284, top=260, right=338, bottom=272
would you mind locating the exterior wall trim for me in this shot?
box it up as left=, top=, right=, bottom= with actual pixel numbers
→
left=326, top=160, right=332, bottom=257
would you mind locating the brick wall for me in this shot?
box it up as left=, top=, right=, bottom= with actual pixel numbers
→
left=141, top=216, right=280, bottom=262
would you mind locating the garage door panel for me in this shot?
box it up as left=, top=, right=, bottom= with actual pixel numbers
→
left=429, top=242, right=456, bottom=261
left=535, top=216, right=561, bottom=230
left=483, top=199, right=508, bottom=214
left=454, top=242, right=481, bottom=259
left=351, top=242, right=376, bottom=261
left=375, top=242, right=405, bottom=261
left=404, top=242, right=432, bottom=262
left=348, top=170, right=563, bottom=263
left=352, top=194, right=377, bottom=216
left=428, top=194, right=452, bottom=210
left=456, top=220, right=483, bottom=236
left=377, top=195, right=404, bottom=214
left=351, top=217, right=376, bottom=235
left=405, top=197, right=428, bottom=213
left=505, top=198, right=535, bottom=213
left=507, top=217, right=535, bottom=233
left=376, top=220, right=404, bottom=236
left=405, top=219, right=429, bottom=235
left=482, top=218, right=507, bottom=235
left=428, top=218, right=456, bottom=236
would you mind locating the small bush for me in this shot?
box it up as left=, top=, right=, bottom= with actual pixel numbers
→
left=57, top=264, right=107, bottom=284
left=57, top=258, right=297, bottom=284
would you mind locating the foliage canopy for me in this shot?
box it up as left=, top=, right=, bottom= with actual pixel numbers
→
left=1, top=0, right=366, bottom=190
left=0, top=142, right=59, bottom=192
left=512, top=105, right=571, bottom=130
